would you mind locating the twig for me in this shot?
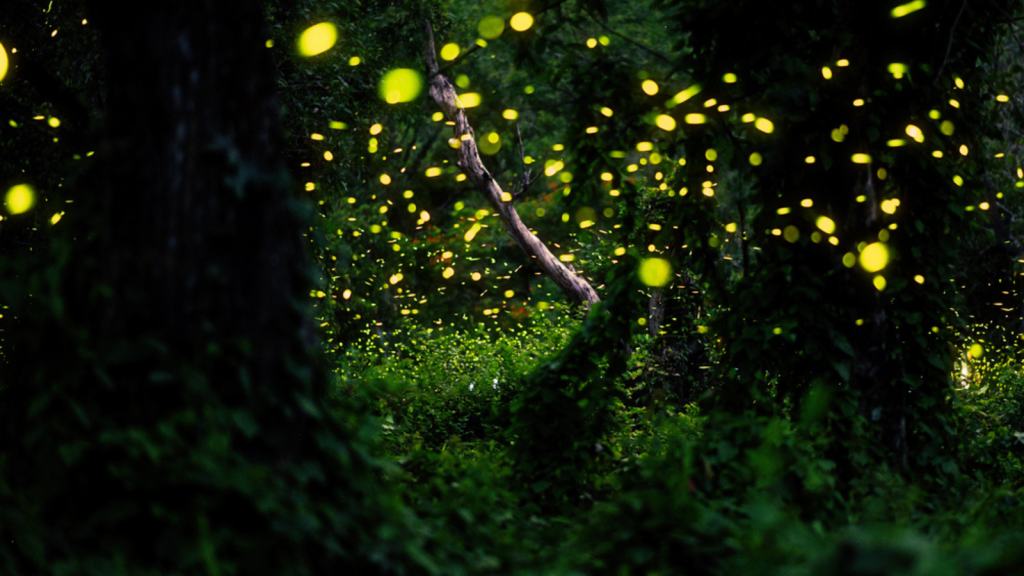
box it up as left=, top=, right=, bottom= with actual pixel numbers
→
left=432, top=44, right=485, bottom=80
left=511, top=124, right=541, bottom=201
left=584, top=9, right=673, bottom=65
left=934, top=0, right=969, bottom=86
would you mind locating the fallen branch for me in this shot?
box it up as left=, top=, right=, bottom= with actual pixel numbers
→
left=422, top=20, right=600, bottom=306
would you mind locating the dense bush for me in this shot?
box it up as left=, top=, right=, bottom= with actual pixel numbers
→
left=334, top=305, right=581, bottom=453
left=952, top=359, right=1024, bottom=493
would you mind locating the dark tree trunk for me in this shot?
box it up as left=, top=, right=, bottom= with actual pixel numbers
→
left=86, top=1, right=308, bottom=375
left=0, top=2, right=406, bottom=573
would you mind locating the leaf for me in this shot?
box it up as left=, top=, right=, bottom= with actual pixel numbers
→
left=832, top=361, right=851, bottom=382
left=833, top=335, right=855, bottom=358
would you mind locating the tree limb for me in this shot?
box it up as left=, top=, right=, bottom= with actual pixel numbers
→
left=584, top=9, right=673, bottom=65
left=422, top=20, right=599, bottom=306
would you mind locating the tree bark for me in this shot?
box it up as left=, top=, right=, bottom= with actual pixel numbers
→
left=422, top=21, right=600, bottom=307
left=0, top=2, right=396, bottom=572
left=85, top=0, right=314, bottom=389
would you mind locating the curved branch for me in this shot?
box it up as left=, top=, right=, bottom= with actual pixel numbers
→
left=422, top=21, right=599, bottom=306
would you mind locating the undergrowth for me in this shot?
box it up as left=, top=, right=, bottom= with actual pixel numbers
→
left=333, top=304, right=1024, bottom=575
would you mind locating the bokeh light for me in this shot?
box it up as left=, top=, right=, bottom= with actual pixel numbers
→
left=298, top=22, right=337, bottom=57
left=379, top=69, right=423, bottom=104
left=440, top=43, right=461, bottom=61
left=860, top=242, right=889, bottom=273
left=0, top=42, right=8, bottom=82
left=510, top=12, right=534, bottom=32
left=5, top=184, right=35, bottom=214
left=891, top=1, right=927, bottom=18
left=639, top=258, right=673, bottom=287
left=478, top=16, right=505, bottom=39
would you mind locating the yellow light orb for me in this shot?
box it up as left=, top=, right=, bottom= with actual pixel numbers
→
left=754, top=118, right=774, bottom=133
left=5, top=184, right=35, bottom=214
left=816, top=216, right=836, bottom=235
left=379, top=69, right=423, bottom=104
left=478, top=15, right=505, bottom=39
left=891, top=0, right=927, bottom=18
left=440, top=43, right=461, bottom=61
left=859, top=242, right=889, bottom=273
left=478, top=132, right=501, bottom=155
left=459, top=92, right=481, bottom=108
left=0, top=42, right=8, bottom=83
left=888, top=62, right=908, bottom=78
left=655, top=114, right=676, bottom=131
left=510, top=12, right=534, bottom=31
left=638, top=258, right=673, bottom=287
left=298, top=22, right=338, bottom=57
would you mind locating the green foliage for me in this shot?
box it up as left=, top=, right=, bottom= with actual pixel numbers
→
left=0, top=259, right=428, bottom=575
left=954, top=361, right=1024, bottom=485
left=505, top=263, right=650, bottom=508
left=336, top=307, right=581, bottom=451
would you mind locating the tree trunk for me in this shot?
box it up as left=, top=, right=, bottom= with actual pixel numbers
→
left=422, top=21, right=600, bottom=307
left=86, top=1, right=308, bottom=368
left=0, top=3, right=405, bottom=573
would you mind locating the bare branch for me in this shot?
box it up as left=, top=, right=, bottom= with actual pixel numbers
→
left=584, top=9, right=673, bottom=65
left=421, top=20, right=600, bottom=306
left=511, top=123, right=542, bottom=201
